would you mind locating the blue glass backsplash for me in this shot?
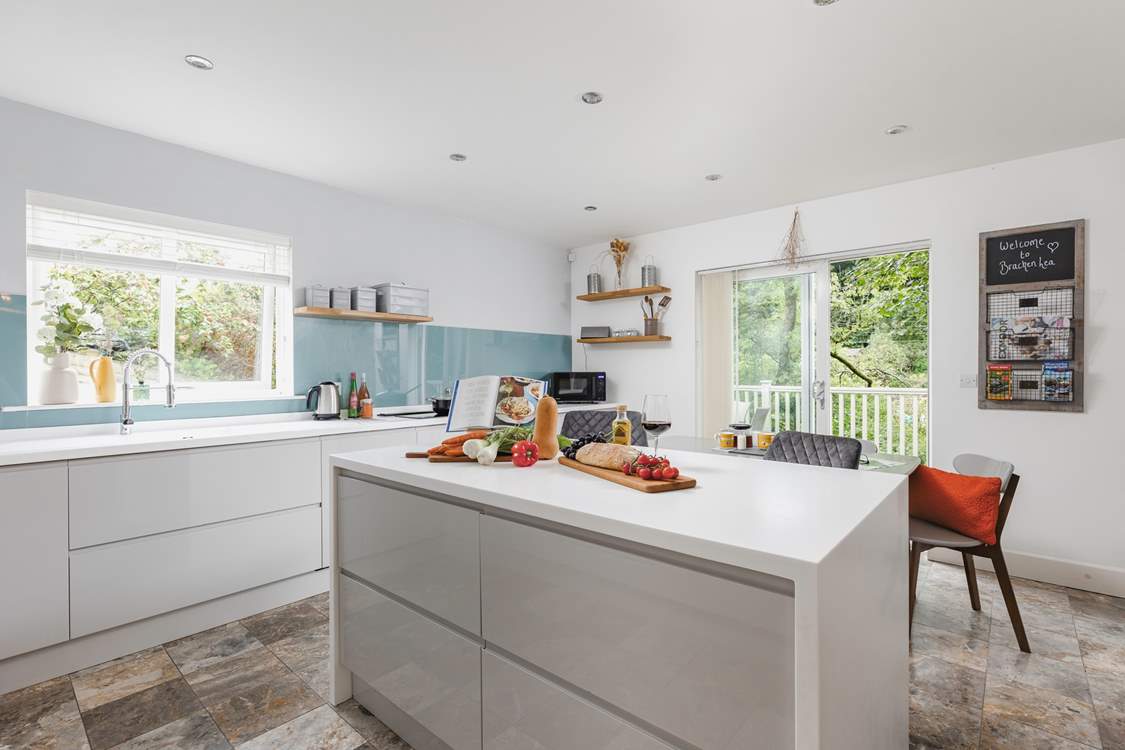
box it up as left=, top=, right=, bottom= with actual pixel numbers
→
left=0, top=302, right=571, bottom=429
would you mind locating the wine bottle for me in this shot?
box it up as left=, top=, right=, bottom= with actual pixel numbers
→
left=348, top=371, right=359, bottom=418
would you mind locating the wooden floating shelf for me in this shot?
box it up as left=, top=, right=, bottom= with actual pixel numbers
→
left=575, top=336, right=672, bottom=344
left=294, top=306, right=433, bottom=324
left=576, top=285, right=671, bottom=302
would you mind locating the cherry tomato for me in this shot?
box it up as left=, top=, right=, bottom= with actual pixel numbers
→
left=511, top=440, right=540, bottom=468
left=637, top=467, right=652, bottom=480
left=622, top=461, right=632, bottom=475
left=663, top=466, right=679, bottom=479
left=636, top=454, right=649, bottom=466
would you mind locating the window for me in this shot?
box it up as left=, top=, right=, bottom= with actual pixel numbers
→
left=25, top=192, right=292, bottom=405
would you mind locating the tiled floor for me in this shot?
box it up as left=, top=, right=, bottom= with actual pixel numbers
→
left=0, top=592, right=407, bottom=749
left=1, top=560, right=1123, bottom=748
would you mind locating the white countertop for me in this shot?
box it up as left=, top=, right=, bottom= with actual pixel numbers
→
left=0, top=404, right=603, bottom=467
left=331, top=446, right=907, bottom=578
left=0, top=412, right=443, bottom=467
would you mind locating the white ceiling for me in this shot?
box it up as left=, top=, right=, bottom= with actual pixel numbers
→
left=2, top=1, right=1124, bottom=248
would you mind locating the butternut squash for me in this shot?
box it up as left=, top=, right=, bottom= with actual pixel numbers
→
left=532, top=395, right=560, bottom=459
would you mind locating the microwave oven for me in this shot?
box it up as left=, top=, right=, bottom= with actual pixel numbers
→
left=548, top=372, right=606, bottom=403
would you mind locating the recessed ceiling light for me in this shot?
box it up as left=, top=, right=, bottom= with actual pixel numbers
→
left=184, top=55, right=214, bottom=70
left=704, top=174, right=723, bottom=182
left=584, top=205, right=598, bottom=212
left=449, top=153, right=468, bottom=162
left=884, top=124, right=910, bottom=135
left=580, top=92, right=604, bottom=105
left=813, top=0, right=838, bottom=5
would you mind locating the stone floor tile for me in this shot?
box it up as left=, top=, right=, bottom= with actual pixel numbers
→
left=241, top=600, right=328, bottom=646
left=308, top=591, right=331, bottom=617
left=0, top=675, right=90, bottom=750
left=71, top=646, right=179, bottom=713
left=164, top=622, right=263, bottom=676
left=238, top=704, right=364, bottom=750
left=1076, top=615, right=1125, bottom=675
left=1096, top=705, right=1125, bottom=750
left=910, top=655, right=987, bottom=708
left=183, top=644, right=323, bottom=745
left=987, top=644, right=1093, bottom=704
left=909, top=687, right=982, bottom=750
left=984, top=675, right=1101, bottom=747
left=81, top=677, right=201, bottom=750
left=914, top=596, right=993, bottom=643
left=107, top=709, right=231, bottom=749
left=911, top=622, right=990, bottom=672
left=992, top=595, right=1077, bottom=638
left=333, top=699, right=410, bottom=748
left=980, top=708, right=1099, bottom=749
left=268, top=621, right=329, bottom=673
left=990, top=619, right=1084, bottom=665
left=1068, top=590, right=1125, bottom=624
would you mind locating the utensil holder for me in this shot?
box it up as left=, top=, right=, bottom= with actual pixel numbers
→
left=644, top=318, right=659, bottom=336
left=586, top=271, right=602, bottom=294
left=641, top=255, right=658, bottom=287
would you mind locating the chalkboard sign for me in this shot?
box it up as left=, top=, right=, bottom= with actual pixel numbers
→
left=985, top=226, right=1075, bottom=285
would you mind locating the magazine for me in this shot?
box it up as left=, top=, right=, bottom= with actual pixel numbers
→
left=986, top=364, right=1012, bottom=400
left=446, top=375, right=547, bottom=432
left=1042, top=361, right=1073, bottom=402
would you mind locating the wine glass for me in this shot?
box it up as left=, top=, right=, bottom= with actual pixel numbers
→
left=641, top=394, right=671, bottom=456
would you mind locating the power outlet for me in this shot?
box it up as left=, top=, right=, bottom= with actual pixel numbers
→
left=959, top=373, right=977, bottom=389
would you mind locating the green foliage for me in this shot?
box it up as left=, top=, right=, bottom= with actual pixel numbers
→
left=48, top=265, right=159, bottom=358
left=33, top=278, right=100, bottom=361
left=734, top=276, right=804, bottom=386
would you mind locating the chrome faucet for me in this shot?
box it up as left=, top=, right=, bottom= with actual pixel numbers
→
left=121, top=349, right=175, bottom=434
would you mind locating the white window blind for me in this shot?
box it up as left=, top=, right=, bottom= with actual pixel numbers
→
left=26, top=191, right=291, bottom=286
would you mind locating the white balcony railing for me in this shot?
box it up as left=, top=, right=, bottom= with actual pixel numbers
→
left=732, top=384, right=929, bottom=461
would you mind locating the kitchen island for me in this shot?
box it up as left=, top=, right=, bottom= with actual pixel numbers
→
left=328, top=446, right=909, bottom=750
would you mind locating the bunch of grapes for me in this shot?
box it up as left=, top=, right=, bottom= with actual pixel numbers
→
left=561, top=431, right=607, bottom=460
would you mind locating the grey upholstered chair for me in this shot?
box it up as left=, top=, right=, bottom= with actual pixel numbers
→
left=762, top=431, right=862, bottom=469
left=909, top=453, right=1028, bottom=652
left=560, top=410, right=648, bottom=447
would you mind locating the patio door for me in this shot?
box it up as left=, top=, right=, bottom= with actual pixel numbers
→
left=700, top=245, right=929, bottom=460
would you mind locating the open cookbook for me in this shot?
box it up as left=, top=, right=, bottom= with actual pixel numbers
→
left=446, top=375, right=548, bottom=432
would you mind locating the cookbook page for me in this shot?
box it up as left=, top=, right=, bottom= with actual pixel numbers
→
left=492, top=376, right=545, bottom=427
left=446, top=376, right=500, bottom=431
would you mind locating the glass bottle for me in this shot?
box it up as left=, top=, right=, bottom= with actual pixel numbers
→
left=348, top=371, right=359, bottom=418
left=358, top=372, right=372, bottom=418
left=611, top=404, right=631, bottom=445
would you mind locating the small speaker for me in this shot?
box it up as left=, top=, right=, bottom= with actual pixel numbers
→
left=580, top=326, right=612, bottom=339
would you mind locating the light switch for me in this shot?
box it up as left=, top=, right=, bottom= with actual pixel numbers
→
left=959, top=374, right=977, bottom=388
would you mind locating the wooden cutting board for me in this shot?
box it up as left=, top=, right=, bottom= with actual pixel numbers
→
left=559, top=457, right=696, bottom=493
left=405, top=451, right=512, bottom=463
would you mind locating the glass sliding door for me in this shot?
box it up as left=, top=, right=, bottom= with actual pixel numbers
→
left=698, top=245, right=929, bottom=461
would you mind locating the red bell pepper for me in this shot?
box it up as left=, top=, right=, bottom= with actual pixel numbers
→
left=511, top=440, right=540, bottom=467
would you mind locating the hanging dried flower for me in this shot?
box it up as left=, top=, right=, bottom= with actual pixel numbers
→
left=609, top=238, right=631, bottom=289
left=778, top=207, right=807, bottom=268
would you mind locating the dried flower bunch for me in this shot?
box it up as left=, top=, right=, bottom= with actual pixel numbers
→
left=779, top=207, right=807, bottom=268
left=609, top=238, right=631, bottom=288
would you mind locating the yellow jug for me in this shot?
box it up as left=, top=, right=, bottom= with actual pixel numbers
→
left=89, top=355, right=116, bottom=403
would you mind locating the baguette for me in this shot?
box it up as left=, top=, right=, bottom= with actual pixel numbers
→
left=575, top=443, right=640, bottom=470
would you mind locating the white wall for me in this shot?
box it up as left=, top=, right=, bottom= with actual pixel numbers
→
left=571, top=138, right=1125, bottom=595
left=0, top=97, right=570, bottom=334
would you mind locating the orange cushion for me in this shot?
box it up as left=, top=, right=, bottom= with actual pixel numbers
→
left=909, top=465, right=1001, bottom=546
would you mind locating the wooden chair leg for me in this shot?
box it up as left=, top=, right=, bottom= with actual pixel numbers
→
left=991, top=547, right=1030, bottom=653
left=909, top=541, right=923, bottom=633
left=962, top=552, right=981, bottom=611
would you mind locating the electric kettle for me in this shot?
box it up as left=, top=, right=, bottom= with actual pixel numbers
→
left=306, top=381, right=342, bottom=420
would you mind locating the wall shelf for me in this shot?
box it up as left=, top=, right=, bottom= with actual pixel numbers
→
left=576, top=285, right=671, bottom=302
left=576, top=336, right=671, bottom=344
left=294, top=306, right=433, bottom=324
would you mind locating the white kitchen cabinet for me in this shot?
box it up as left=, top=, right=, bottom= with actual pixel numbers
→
left=321, top=430, right=411, bottom=568
left=0, top=462, right=69, bottom=660
left=70, top=505, right=321, bottom=637
left=69, top=439, right=320, bottom=549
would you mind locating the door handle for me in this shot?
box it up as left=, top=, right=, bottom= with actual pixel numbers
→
left=813, top=380, right=826, bottom=409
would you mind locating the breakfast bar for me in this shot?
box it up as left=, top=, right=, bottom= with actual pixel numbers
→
left=327, top=446, right=909, bottom=750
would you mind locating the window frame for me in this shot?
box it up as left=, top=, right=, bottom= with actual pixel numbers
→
left=25, top=192, right=293, bottom=406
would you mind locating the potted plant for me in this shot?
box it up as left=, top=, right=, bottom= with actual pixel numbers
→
left=34, top=278, right=103, bottom=404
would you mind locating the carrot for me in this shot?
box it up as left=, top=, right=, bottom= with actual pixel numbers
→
left=427, top=444, right=447, bottom=455
left=441, top=430, right=489, bottom=446
left=444, top=446, right=465, bottom=457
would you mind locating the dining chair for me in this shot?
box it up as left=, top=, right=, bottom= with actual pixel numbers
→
left=560, top=410, right=648, bottom=446
left=908, top=453, right=1029, bottom=652
left=762, top=431, right=862, bottom=469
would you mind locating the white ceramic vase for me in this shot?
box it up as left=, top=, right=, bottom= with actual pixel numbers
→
left=40, top=352, right=79, bottom=405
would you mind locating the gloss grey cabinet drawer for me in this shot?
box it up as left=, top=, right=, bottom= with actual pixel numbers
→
left=337, top=476, right=480, bottom=634
left=339, top=575, right=481, bottom=750
left=483, top=651, right=673, bottom=750
left=480, top=515, right=795, bottom=750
